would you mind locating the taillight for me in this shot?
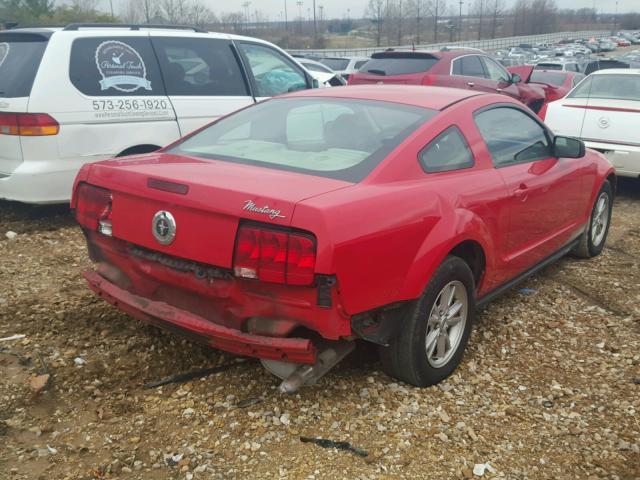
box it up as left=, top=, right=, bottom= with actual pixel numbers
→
left=0, top=112, right=59, bottom=136
left=421, top=75, right=433, bottom=86
left=75, top=183, right=113, bottom=235
left=234, top=224, right=317, bottom=286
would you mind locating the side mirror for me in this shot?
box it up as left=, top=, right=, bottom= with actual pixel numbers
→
left=311, top=78, right=320, bottom=89
left=553, top=135, right=585, bottom=158
left=510, top=73, right=522, bottom=84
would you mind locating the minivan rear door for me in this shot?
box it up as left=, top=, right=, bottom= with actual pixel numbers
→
left=151, top=33, right=255, bottom=136
left=0, top=32, right=49, bottom=176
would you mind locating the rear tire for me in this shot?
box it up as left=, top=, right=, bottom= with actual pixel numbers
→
left=379, top=256, right=475, bottom=387
left=572, top=181, right=612, bottom=258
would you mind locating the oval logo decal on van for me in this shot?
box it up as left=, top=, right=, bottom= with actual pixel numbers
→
left=95, top=41, right=152, bottom=93
left=0, top=43, right=9, bottom=68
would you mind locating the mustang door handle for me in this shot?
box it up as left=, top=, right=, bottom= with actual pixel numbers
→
left=496, top=88, right=503, bottom=92
left=467, top=82, right=475, bottom=87
left=514, top=184, right=528, bottom=201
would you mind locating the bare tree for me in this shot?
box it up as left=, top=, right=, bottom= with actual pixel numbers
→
left=160, top=0, right=189, bottom=24
left=471, top=0, right=484, bottom=39
left=121, top=0, right=141, bottom=22
left=488, top=0, right=503, bottom=38
left=187, top=0, right=215, bottom=27
left=431, top=0, right=446, bottom=43
left=409, top=0, right=431, bottom=44
left=366, top=0, right=386, bottom=47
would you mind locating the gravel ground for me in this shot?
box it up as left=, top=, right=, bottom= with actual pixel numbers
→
left=0, top=179, right=639, bottom=480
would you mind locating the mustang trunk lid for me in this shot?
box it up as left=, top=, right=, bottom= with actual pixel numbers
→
left=86, top=153, right=352, bottom=268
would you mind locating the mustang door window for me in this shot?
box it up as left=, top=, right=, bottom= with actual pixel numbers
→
left=239, top=43, right=307, bottom=97
left=0, top=33, right=48, bottom=98
left=419, top=127, right=474, bottom=173
left=151, top=37, right=248, bottom=96
left=69, top=37, right=165, bottom=96
left=475, top=107, right=551, bottom=167
left=169, top=98, right=436, bottom=182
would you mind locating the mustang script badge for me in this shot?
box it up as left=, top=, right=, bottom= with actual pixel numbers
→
left=95, top=41, right=152, bottom=93
left=152, top=211, right=176, bottom=245
left=242, top=200, right=286, bottom=219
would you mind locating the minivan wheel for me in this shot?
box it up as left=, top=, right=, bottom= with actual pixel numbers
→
left=379, top=256, right=475, bottom=387
left=572, top=181, right=613, bottom=258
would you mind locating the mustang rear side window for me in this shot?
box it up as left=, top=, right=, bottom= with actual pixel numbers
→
left=419, top=126, right=474, bottom=173
left=169, top=98, right=436, bottom=182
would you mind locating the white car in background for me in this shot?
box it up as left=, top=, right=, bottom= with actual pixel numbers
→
left=544, top=69, right=640, bottom=179
left=318, top=56, right=370, bottom=81
left=296, top=58, right=347, bottom=87
left=0, top=24, right=317, bottom=204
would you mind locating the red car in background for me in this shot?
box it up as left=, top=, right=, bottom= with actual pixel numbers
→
left=72, top=86, right=614, bottom=392
left=509, top=66, right=586, bottom=105
left=349, top=50, right=547, bottom=113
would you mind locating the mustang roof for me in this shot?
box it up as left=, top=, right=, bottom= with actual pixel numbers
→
left=284, top=85, right=483, bottom=111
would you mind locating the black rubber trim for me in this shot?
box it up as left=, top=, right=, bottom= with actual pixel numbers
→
left=476, top=236, right=580, bottom=308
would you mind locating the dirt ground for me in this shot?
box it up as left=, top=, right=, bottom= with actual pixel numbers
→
left=0, top=178, right=639, bottom=480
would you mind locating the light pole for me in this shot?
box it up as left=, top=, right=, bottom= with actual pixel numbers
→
left=297, top=1, right=303, bottom=33
left=313, top=0, right=317, bottom=36
left=459, top=0, right=464, bottom=41
left=284, top=0, right=288, bottom=31
left=109, top=0, right=114, bottom=18
left=614, top=0, right=619, bottom=32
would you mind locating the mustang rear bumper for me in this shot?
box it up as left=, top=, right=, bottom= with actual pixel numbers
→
left=84, top=269, right=318, bottom=364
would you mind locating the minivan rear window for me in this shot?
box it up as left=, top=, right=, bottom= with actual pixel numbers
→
left=169, top=98, right=436, bottom=182
left=0, top=33, right=49, bottom=98
left=360, top=53, right=438, bottom=76
left=70, top=37, right=165, bottom=96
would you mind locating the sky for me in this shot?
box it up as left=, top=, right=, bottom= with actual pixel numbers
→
left=104, top=0, right=638, bottom=20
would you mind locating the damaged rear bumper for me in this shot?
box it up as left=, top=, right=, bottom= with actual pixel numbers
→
left=84, top=269, right=317, bottom=364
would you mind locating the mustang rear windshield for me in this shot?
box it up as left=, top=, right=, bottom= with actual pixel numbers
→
left=169, top=98, right=436, bottom=182
left=360, top=52, right=439, bottom=76
left=0, top=33, right=49, bottom=98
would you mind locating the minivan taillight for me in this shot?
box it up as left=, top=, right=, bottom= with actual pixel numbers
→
left=0, top=112, right=59, bottom=136
left=234, top=224, right=317, bottom=286
left=75, top=183, right=113, bottom=235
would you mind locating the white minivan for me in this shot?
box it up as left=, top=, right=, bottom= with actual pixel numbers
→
left=0, top=24, right=317, bottom=203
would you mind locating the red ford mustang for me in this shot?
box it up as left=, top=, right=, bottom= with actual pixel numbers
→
left=72, top=86, right=615, bottom=391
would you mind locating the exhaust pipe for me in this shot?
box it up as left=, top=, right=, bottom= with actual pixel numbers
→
left=261, top=340, right=355, bottom=394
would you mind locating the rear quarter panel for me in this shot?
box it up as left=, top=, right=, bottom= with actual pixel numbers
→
left=293, top=99, right=511, bottom=314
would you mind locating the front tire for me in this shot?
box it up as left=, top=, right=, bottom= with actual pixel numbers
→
left=379, top=256, right=475, bottom=387
left=573, top=180, right=613, bottom=258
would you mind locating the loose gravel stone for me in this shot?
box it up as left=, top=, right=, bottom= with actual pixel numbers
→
left=0, top=183, right=639, bottom=479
